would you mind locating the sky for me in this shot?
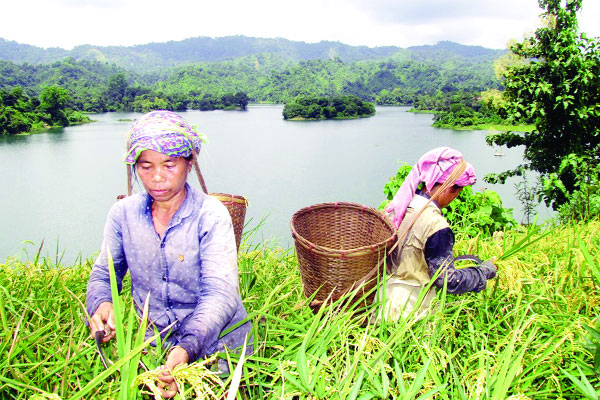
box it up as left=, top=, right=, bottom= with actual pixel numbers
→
left=2, top=0, right=599, bottom=50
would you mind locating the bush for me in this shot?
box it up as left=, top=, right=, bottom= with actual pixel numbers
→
left=444, top=186, right=517, bottom=237
left=379, top=163, right=517, bottom=237
left=66, top=111, right=90, bottom=125
left=0, top=105, right=32, bottom=134
left=554, top=153, right=600, bottom=223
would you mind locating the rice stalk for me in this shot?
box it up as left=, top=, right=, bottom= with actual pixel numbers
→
left=0, top=221, right=599, bottom=398
left=135, top=354, right=224, bottom=400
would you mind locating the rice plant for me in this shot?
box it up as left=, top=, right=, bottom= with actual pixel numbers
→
left=1, top=219, right=599, bottom=399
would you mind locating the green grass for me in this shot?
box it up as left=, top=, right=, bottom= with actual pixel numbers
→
left=433, top=123, right=536, bottom=132
left=407, top=109, right=437, bottom=114
left=1, top=220, right=599, bottom=399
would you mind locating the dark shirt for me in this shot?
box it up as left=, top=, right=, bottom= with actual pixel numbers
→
left=424, top=226, right=496, bottom=294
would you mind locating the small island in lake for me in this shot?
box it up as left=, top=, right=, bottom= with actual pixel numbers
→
left=282, top=95, right=375, bottom=120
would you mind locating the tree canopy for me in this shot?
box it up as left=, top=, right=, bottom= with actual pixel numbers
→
left=282, top=95, right=375, bottom=120
left=0, top=86, right=89, bottom=135
left=485, top=0, right=600, bottom=209
left=0, top=40, right=504, bottom=134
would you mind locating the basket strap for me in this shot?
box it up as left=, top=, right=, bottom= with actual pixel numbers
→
left=126, top=138, right=133, bottom=196
left=396, top=160, right=466, bottom=245
left=191, top=149, right=208, bottom=194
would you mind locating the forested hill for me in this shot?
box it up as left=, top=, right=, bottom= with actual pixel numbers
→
left=402, top=41, right=504, bottom=63
left=0, top=36, right=503, bottom=72
left=0, top=35, right=506, bottom=122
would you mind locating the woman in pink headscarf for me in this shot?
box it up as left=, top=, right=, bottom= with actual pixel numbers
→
left=380, top=147, right=497, bottom=321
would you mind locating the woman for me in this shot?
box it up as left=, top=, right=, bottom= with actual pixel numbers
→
left=381, top=147, right=497, bottom=321
left=86, top=110, right=250, bottom=397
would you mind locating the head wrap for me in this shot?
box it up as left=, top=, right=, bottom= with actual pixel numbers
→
left=124, top=110, right=207, bottom=165
left=384, top=147, right=476, bottom=227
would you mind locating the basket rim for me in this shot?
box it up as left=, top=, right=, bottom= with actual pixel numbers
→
left=290, top=201, right=397, bottom=258
left=209, top=192, right=249, bottom=206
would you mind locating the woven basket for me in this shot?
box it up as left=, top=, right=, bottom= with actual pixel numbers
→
left=210, top=193, right=248, bottom=252
left=291, top=202, right=397, bottom=306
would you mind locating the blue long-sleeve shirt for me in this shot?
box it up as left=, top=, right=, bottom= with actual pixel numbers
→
left=86, top=184, right=251, bottom=362
left=424, top=227, right=496, bottom=294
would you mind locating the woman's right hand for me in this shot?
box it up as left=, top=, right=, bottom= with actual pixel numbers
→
left=481, top=258, right=498, bottom=279
left=90, top=301, right=116, bottom=343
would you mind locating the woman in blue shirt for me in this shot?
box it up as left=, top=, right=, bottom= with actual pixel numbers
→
left=86, top=110, right=250, bottom=397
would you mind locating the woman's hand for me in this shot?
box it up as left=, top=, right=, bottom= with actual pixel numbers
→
left=488, top=256, right=498, bottom=271
left=481, top=257, right=498, bottom=279
left=89, top=302, right=116, bottom=343
left=156, top=346, right=189, bottom=398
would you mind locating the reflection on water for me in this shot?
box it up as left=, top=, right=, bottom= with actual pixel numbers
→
left=0, top=106, right=553, bottom=262
left=0, top=134, right=32, bottom=146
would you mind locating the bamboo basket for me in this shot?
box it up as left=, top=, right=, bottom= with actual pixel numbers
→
left=209, top=193, right=248, bottom=252
left=291, top=202, right=397, bottom=306
left=188, top=150, right=248, bottom=252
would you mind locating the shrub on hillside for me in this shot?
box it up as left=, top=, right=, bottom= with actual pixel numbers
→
left=379, top=163, right=517, bottom=236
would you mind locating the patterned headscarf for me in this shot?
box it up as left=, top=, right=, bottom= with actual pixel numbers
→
left=385, top=147, right=476, bottom=228
left=124, top=110, right=207, bottom=165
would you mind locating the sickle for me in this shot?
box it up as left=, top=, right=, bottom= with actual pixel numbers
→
left=94, top=329, right=112, bottom=370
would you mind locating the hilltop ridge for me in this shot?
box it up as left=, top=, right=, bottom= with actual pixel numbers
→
left=0, top=35, right=505, bottom=72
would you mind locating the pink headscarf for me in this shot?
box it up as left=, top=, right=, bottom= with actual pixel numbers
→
left=385, top=147, right=476, bottom=228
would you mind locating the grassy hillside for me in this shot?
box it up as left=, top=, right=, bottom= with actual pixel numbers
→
left=1, top=220, right=598, bottom=399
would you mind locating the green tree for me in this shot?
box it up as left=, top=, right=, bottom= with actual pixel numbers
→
left=485, top=0, right=600, bottom=209
left=39, top=85, right=70, bottom=126
left=221, top=93, right=235, bottom=108
left=551, top=152, right=600, bottom=222
left=282, top=95, right=374, bottom=120
left=0, top=105, right=32, bottom=135
left=233, top=92, right=248, bottom=110
left=106, top=72, right=129, bottom=110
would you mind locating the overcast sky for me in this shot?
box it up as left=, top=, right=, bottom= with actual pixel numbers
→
left=2, top=0, right=599, bottom=50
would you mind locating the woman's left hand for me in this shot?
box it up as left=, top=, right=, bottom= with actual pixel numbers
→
left=156, top=346, right=189, bottom=398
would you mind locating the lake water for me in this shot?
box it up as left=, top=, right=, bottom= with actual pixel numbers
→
left=0, top=105, right=553, bottom=263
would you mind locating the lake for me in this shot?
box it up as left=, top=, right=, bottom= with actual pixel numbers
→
left=0, top=105, right=553, bottom=263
